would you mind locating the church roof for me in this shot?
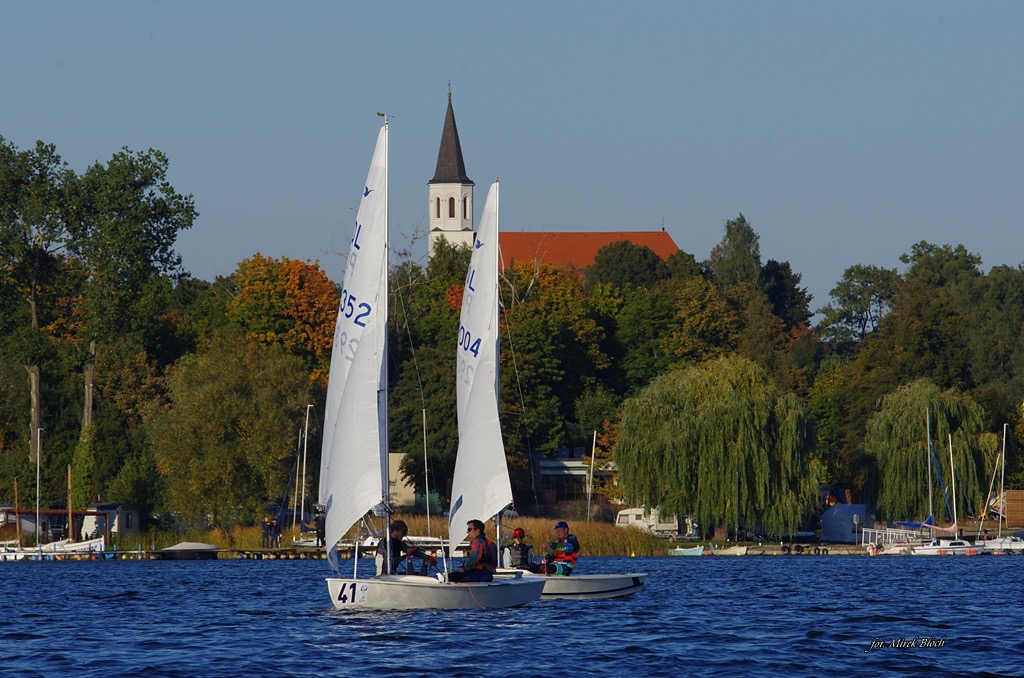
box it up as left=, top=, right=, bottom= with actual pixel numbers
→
left=500, top=230, right=680, bottom=269
left=429, top=94, right=473, bottom=185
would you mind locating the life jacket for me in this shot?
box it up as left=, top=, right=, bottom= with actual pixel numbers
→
left=552, top=534, right=580, bottom=565
left=506, top=542, right=533, bottom=568
left=471, top=536, right=498, bottom=573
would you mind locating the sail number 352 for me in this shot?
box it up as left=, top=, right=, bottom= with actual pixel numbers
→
left=340, top=289, right=372, bottom=327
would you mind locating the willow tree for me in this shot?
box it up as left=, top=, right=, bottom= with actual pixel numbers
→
left=614, top=355, right=820, bottom=538
left=864, top=379, right=995, bottom=523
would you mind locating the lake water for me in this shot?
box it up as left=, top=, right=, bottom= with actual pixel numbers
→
left=3, top=554, right=1022, bottom=676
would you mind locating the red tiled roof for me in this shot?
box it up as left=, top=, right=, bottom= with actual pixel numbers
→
left=499, top=231, right=679, bottom=270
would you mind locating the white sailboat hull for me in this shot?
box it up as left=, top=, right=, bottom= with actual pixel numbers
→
left=909, top=539, right=978, bottom=556
left=1, top=536, right=106, bottom=562
left=497, top=570, right=647, bottom=600
left=326, top=573, right=545, bottom=610
left=979, top=536, right=1024, bottom=553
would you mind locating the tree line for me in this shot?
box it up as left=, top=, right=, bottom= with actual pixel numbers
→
left=2, top=137, right=1022, bottom=534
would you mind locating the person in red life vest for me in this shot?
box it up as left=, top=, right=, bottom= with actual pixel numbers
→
left=539, top=520, right=580, bottom=575
left=375, top=519, right=437, bottom=575
left=448, top=519, right=498, bottom=582
left=502, top=526, right=535, bottom=569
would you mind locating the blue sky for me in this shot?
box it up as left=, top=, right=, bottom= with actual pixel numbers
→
left=3, top=2, right=1022, bottom=313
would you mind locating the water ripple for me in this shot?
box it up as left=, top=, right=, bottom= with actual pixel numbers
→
left=1, top=555, right=1022, bottom=675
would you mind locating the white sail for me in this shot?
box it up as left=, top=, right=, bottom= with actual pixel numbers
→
left=319, top=124, right=389, bottom=568
left=448, top=181, right=512, bottom=548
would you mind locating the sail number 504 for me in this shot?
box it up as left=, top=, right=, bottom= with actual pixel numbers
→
left=340, top=289, right=372, bottom=327
left=458, top=324, right=481, bottom=358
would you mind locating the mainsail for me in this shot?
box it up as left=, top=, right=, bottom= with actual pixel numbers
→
left=319, top=124, right=389, bottom=569
left=447, top=181, right=512, bottom=549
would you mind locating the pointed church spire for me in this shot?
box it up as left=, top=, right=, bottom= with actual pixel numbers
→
left=429, top=93, right=473, bottom=185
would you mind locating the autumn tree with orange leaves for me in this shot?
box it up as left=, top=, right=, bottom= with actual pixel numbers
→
left=228, top=254, right=339, bottom=386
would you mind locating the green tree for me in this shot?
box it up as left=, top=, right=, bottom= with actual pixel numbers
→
left=614, top=356, right=820, bottom=538
left=666, top=249, right=703, bottom=281
left=0, top=137, right=76, bottom=462
left=148, top=330, right=311, bottom=526
left=707, top=214, right=762, bottom=290
left=501, top=263, right=610, bottom=457
left=900, top=241, right=982, bottom=289
left=660, top=277, right=739, bottom=366
left=761, top=259, right=812, bottom=330
left=864, top=379, right=992, bottom=523
left=586, top=241, right=668, bottom=290
left=389, top=241, right=469, bottom=504
left=70, top=424, right=97, bottom=509
left=817, top=264, right=899, bottom=348
left=731, top=284, right=808, bottom=396
left=69, top=147, right=196, bottom=348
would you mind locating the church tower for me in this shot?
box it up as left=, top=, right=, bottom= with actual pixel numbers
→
left=428, top=93, right=475, bottom=252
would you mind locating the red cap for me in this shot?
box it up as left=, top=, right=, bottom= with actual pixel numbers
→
left=512, top=527, right=525, bottom=538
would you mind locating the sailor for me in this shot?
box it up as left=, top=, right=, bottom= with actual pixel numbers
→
left=449, top=519, right=498, bottom=582
left=502, top=527, right=535, bottom=569
left=539, top=520, right=580, bottom=576
left=375, top=519, right=437, bottom=575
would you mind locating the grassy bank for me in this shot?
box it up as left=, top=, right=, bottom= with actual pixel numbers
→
left=106, top=515, right=671, bottom=556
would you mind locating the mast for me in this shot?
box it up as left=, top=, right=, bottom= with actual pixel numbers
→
left=378, top=112, right=392, bottom=574
left=948, top=434, right=957, bottom=535
left=36, top=427, right=42, bottom=547
left=301, top=404, right=312, bottom=525
left=14, top=478, right=21, bottom=548
left=292, top=428, right=302, bottom=528
left=423, top=408, right=431, bottom=535
left=926, top=406, right=933, bottom=519
left=586, top=430, right=597, bottom=523
left=67, top=464, right=72, bottom=542
left=999, top=423, right=1007, bottom=539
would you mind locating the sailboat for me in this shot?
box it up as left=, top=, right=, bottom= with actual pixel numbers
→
left=321, top=123, right=543, bottom=609
left=980, top=424, right=1024, bottom=553
left=909, top=434, right=977, bottom=556
left=469, top=185, right=645, bottom=600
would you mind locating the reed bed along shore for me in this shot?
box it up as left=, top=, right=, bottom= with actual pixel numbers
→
left=103, top=515, right=672, bottom=556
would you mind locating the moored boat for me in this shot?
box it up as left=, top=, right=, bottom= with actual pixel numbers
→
left=668, top=545, right=705, bottom=556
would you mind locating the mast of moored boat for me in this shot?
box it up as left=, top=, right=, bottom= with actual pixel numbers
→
left=948, top=434, right=958, bottom=537
left=998, top=423, right=1007, bottom=539
left=67, top=464, right=72, bottom=543
left=14, top=478, right=21, bottom=548
left=926, top=407, right=933, bottom=520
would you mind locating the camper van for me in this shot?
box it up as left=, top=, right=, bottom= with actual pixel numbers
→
left=615, top=508, right=681, bottom=537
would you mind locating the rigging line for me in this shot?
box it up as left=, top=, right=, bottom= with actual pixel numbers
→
left=497, top=271, right=541, bottom=514
left=391, top=257, right=434, bottom=537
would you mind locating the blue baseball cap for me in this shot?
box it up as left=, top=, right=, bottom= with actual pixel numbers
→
left=554, top=521, right=569, bottom=530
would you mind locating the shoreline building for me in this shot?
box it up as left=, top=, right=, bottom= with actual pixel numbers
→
left=426, top=94, right=680, bottom=268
